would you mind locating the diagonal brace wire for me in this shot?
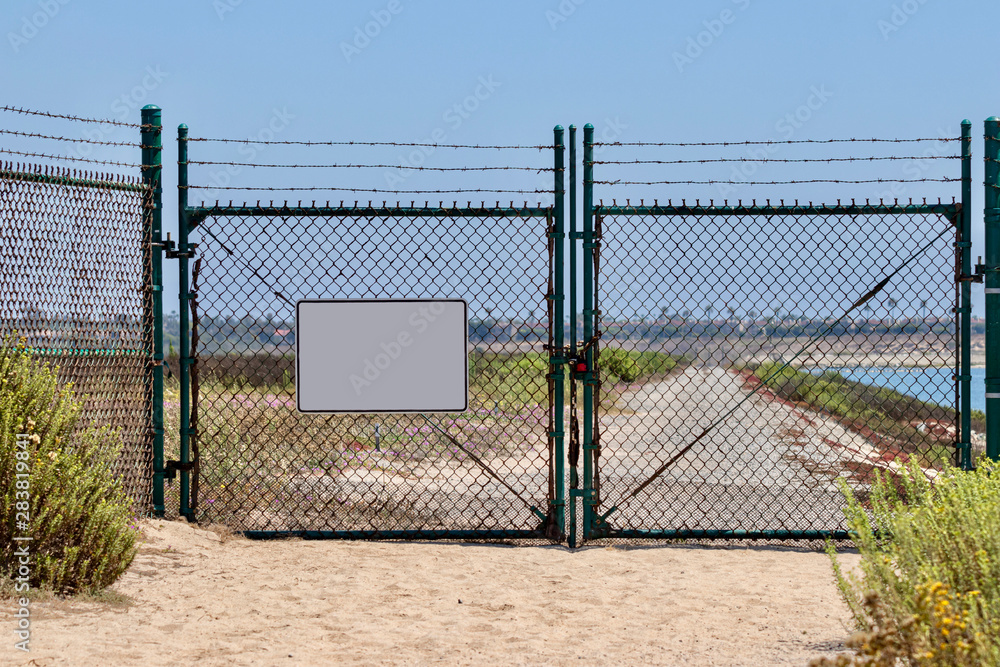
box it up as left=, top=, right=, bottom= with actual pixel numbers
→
left=419, top=415, right=548, bottom=522
left=604, top=222, right=955, bottom=517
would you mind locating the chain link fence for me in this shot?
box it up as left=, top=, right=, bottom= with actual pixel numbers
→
left=576, top=126, right=970, bottom=543
left=0, top=163, right=154, bottom=511
left=589, top=204, right=959, bottom=537
left=0, top=105, right=158, bottom=515
left=189, top=207, right=558, bottom=536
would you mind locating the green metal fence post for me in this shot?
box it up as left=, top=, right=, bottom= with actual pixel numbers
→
left=178, top=123, right=194, bottom=519
left=958, top=120, right=973, bottom=470
left=141, top=106, right=165, bottom=516
left=551, top=125, right=566, bottom=538
left=569, top=125, right=578, bottom=356
left=568, top=124, right=579, bottom=547
left=582, top=124, right=595, bottom=539
left=985, top=117, right=1000, bottom=462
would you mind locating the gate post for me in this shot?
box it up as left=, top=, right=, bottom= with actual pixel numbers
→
left=551, top=125, right=566, bottom=537
left=141, top=105, right=165, bottom=515
left=177, top=123, right=195, bottom=518
left=569, top=125, right=579, bottom=547
left=959, top=120, right=972, bottom=470
left=582, top=124, right=596, bottom=538
left=984, top=117, right=1000, bottom=461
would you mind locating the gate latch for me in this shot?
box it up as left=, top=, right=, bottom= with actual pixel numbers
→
left=160, top=232, right=198, bottom=259
left=163, top=459, right=196, bottom=480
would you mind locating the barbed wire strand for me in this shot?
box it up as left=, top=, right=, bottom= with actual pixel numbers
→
left=0, top=105, right=147, bottom=129
left=0, top=128, right=146, bottom=147
left=183, top=185, right=554, bottom=194
left=594, top=178, right=960, bottom=186
left=594, top=138, right=960, bottom=147
left=188, top=160, right=550, bottom=172
left=0, top=147, right=144, bottom=169
left=593, top=155, right=960, bottom=166
left=187, top=137, right=550, bottom=150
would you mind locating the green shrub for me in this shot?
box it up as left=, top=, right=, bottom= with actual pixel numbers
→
left=0, top=337, right=138, bottom=595
left=600, top=348, right=641, bottom=383
left=467, top=351, right=550, bottom=406
left=818, top=462, right=1000, bottom=665
left=599, top=348, right=681, bottom=384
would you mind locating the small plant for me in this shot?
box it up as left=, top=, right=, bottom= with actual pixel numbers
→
left=599, top=348, right=681, bottom=384
left=820, top=462, right=1000, bottom=665
left=0, top=337, right=138, bottom=594
left=600, top=348, right=641, bottom=383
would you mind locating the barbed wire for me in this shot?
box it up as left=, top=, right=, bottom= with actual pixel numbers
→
left=0, top=128, right=146, bottom=147
left=187, top=137, right=551, bottom=150
left=593, top=155, right=960, bottom=166
left=593, top=178, right=960, bottom=186
left=593, top=138, right=960, bottom=147
left=0, top=147, right=143, bottom=169
left=0, top=105, right=147, bottom=129
left=182, top=185, right=555, bottom=194
left=187, top=160, right=550, bottom=172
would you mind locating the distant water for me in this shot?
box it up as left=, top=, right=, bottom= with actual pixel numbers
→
left=815, top=367, right=985, bottom=412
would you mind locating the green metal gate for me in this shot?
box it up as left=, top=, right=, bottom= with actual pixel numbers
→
left=159, top=118, right=989, bottom=545
left=170, top=125, right=567, bottom=539
left=572, top=122, right=974, bottom=545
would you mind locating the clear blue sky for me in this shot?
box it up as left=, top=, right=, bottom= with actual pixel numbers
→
left=2, top=0, right=997, bottom=316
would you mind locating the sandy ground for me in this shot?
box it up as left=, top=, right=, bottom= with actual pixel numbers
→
left=3, top=520, right=861, bottom=667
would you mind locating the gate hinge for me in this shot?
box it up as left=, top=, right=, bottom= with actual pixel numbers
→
left=959, top=255, right=986, bottom=283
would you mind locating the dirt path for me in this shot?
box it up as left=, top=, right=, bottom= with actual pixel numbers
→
left=4, top=519, right=861, bottom=666
left=594, top=367, right=895, bottom=533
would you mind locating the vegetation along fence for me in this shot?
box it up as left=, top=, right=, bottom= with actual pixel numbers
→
left=6, top=104, right=1000, bottom=546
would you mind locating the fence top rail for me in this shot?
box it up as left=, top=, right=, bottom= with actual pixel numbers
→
left=187, top=202, right=553, bottom=225
left=0, top=161, right=148, bottom=193
left=593, top=198, right=960, bottom=218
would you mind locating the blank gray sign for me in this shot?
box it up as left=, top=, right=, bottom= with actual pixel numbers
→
left=296, top=299, right=468, bottom=413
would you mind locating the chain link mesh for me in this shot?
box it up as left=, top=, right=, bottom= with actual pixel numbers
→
left=0, top=162, right=154, bottom=512
left=590, top=206, right=959, bottom=535
left=190, top=208, right=556, bottom=536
